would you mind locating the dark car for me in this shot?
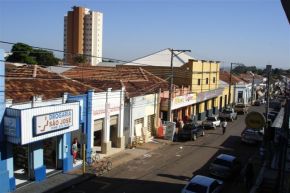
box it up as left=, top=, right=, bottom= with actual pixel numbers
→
left=178, top=123, right=205, bottom=141
left=209, top=154, right=241, bottom=179
left=253, top=100, right=261, bottom=106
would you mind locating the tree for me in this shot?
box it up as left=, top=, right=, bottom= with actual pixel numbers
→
left=30, top=49, right=59, bottom=66
left=6, top=43, right=37, bottom=64
left=73, top=54, right=88, bottom=64
left=6, top=42, right=60, bottom=66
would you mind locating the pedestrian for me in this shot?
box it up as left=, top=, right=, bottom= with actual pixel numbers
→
left=245, top=160, right=254, bottom=190
left=221, top=119, right=227, bottom=135
left=72, top=138, right=78, bottom=164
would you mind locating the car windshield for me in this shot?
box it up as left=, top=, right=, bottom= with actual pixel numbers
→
left=186, top=183, right=207, bottom=193
left=207, top=117, right=216, bottom=121
left=213, top=158, right=232, bottom=168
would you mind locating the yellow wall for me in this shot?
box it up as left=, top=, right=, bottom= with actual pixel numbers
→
left=183, top=60, right=220, bottom=93
left=218, top=86, right=234, bottom=109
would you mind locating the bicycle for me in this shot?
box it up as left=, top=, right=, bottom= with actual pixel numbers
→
left=86, top=150, right=100, bottom=165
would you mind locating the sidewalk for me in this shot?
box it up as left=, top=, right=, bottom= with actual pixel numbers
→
left=14, top=138, right=170, bottom=193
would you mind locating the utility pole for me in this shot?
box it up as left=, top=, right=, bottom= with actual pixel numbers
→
left=264, top=65, right=271, bottom=162
left=250, top=71, right=255, bottom=105
left=228, top=63, right=233, bottom=106
left=167, top=49, right=191, bottom=122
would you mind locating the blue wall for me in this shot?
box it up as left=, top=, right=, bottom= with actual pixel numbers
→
left=0, top=49, right=10, bottom=193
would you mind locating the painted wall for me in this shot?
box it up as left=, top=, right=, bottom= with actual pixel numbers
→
left=0, top=49, right=10, bottom=193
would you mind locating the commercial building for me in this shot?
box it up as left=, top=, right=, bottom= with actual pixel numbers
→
left=1, top=63, right=94, bottom=192
left=220, top=70, right=252, bottom=105
left=122, top=49, right=224, bottom=122
left=62, top=66, right=169, bottom=145
left=64, top=6, right=103, bottom=65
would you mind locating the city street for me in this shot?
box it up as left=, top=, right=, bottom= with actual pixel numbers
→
left=61, top=105, right=264, bottom=193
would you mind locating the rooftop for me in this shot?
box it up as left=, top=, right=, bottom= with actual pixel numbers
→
left=62, top=66, right=169, bottom=98
left=219, top=71, right=244, bottom=84
left=6, top=64, right=99, bottom=103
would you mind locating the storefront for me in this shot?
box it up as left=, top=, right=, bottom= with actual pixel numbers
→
left=88, top=88, right=125, bottom=154
left=124, top=93, right=159, bottom=145
left=3, top=102, right=80, bottom=190
left=196, top=88, right=223, bottom=120
left=160, top=92, right=197, bottom=123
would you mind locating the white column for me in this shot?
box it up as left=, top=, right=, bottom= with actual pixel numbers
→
left=118, top=87, right=125, bottom=137
left=103, top=88, right=111, bottom=143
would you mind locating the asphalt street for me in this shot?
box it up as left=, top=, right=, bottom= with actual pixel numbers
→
left=61, top=105, right=264, bottom=193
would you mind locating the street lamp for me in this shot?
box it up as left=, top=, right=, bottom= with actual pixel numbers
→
left=228, top=62, right=244, bottom=106
left=167, top=49, right=191, bottom=122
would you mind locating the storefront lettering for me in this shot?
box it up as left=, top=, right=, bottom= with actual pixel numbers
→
left=93, top=106, right=120, bottom=116
left=34, top=110, right=73, bottom=136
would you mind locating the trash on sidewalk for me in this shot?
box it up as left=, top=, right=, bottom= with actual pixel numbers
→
left=179, top=146, right=183, bottom=149
left=143, top=154, right=152, bottom=158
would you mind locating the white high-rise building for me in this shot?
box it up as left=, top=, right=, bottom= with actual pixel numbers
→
left=64, top=6, right=103, bottom=66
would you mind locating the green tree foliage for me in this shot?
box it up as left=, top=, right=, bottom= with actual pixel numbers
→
left=6, top=42, right=59, bottom=66
left=6, top=43, right=37, bottom=64
left=73, top=55, right=88, bottom=64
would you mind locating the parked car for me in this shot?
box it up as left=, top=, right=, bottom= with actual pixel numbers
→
left=209, top=154, right=241, bottom=179
left=177, top=123, right=205, bottom=141
left=181, top=175, right=223, bottom=193
left=234, top=103, right=249, bottom=114
left=202, top=116, right=221, bottom=129
left=219, top=108, right=237, bottom=121
left=253, top=100, right=261, bottom=106
left=241, top=128, right=264, bottom=144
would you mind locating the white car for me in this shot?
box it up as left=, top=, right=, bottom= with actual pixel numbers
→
left=181, top=175, right=223, bottom=193
left=202, top=116, right=221, bottom=129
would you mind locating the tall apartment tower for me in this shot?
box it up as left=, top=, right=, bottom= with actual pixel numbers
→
left=64, top=6, right=103, bottom=66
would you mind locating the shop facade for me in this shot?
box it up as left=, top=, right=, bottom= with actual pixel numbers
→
left=124, top=93, right=159, bottom=145
left=2, top=99, right=80, bottom=191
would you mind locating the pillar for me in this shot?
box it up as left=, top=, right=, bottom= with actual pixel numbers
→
left=0, top=49, right=11, bottom=193
left=102, top=88, right=112, bottom=154
left=31, top=141, right=46, bottom=182
left=62, top=133, right=73, bottom=172
left=86, top=90, right=94, bottom=159
left=117, top=87, right=125, bottom=149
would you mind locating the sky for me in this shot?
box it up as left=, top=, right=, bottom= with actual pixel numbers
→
left=0, top=0, right=289, bottom=69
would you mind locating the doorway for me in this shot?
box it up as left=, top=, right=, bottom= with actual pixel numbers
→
left=110, top=115, right=118, bottom=148
left=13, top=144, right=31, bottom=187
left=43, top=137, right=58, bottom=174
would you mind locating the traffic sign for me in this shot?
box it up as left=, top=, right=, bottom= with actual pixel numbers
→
left=245, top=111, right=266, bottom=129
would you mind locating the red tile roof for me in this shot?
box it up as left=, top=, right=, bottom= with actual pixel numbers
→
left=219, top=71, right=243, bottom=84
left=5, top=65, right=99, bottom=103
left=62, top=66, right=169, bottom=98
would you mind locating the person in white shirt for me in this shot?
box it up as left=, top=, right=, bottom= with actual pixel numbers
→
left=221, top=120, right=227, bottom=135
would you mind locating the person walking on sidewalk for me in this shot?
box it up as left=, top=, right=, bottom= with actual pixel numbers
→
left=221, top=119, right=227, bottom=135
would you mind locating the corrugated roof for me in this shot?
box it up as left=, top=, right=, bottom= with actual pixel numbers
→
left=62, top=66, right=169, bottom=98
left=5, top=64, right=100, bottom=103
left=122, top=48, right=195, bottom=67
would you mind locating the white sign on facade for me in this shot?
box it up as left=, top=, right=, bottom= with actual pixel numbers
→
left=172, top=93, right=196, bottom=110
left=34, top=110, right=73, bottom=136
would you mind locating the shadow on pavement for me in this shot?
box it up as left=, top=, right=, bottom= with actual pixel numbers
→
left=156, top=173, right=191, bottom=181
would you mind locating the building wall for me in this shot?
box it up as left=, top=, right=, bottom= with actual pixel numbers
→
left=64, top=7, right=103, bottom=65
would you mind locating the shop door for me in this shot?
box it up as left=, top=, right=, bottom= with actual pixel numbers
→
left=13, top=145, right=31, bottom=186
left=94, top=119, right=104, bottom=147
left=43, top=137, right=57, bottom=172
left=110, top=115, right=118, bottom=147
